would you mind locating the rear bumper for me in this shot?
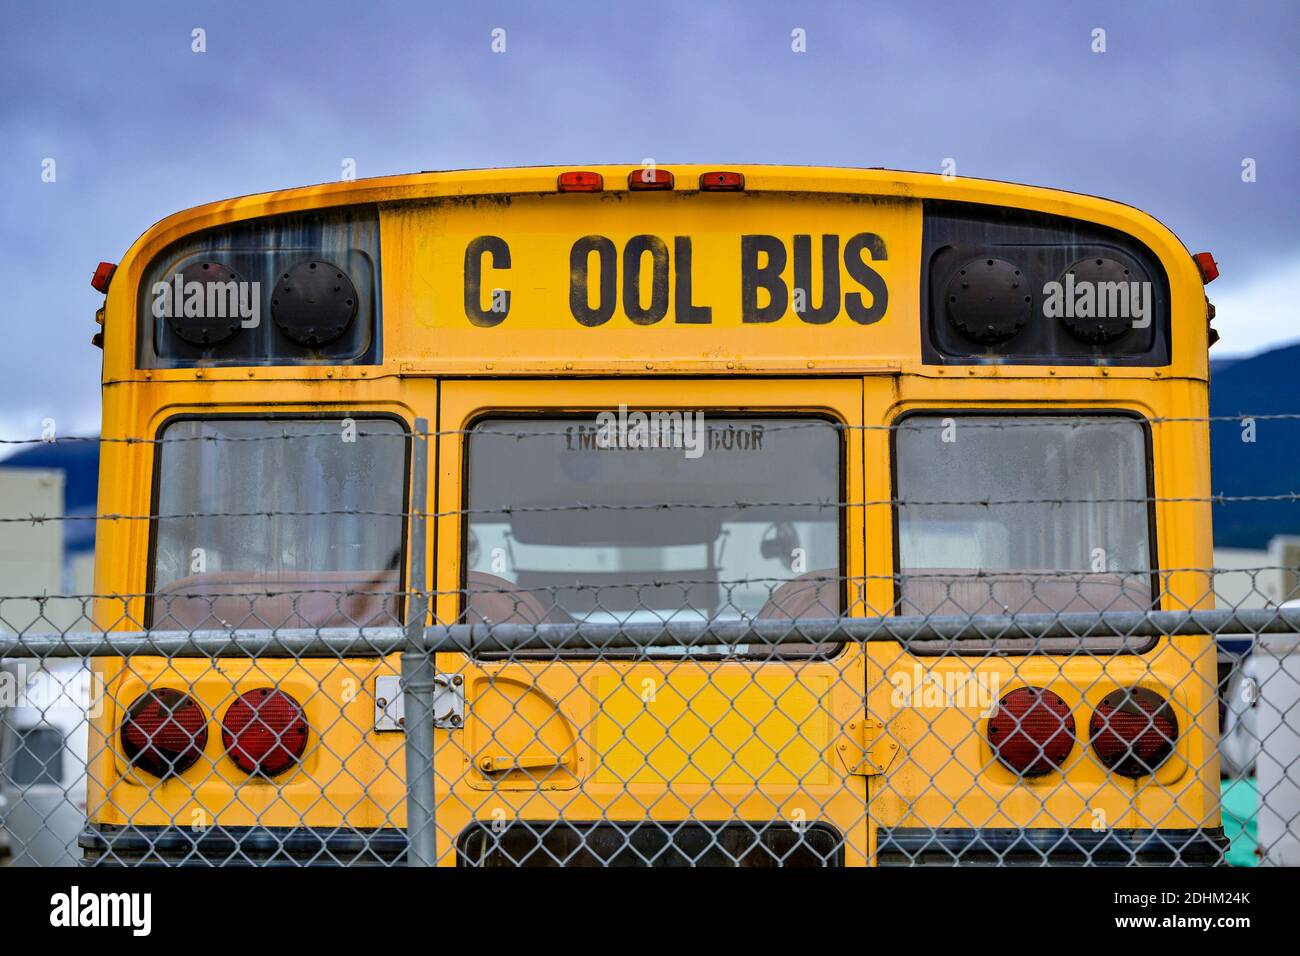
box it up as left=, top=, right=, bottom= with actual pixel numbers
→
left=80, top=823, right=1230, bottom=866
left=79, top=824, right=408, bottom=867
left=875, top=826, right=1229, bottom=866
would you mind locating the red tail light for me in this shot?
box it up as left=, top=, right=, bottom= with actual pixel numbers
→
left=557, top=170, right=603, bottom=193
left=222, top=688, right=309, bottom=776
left=91, top=261, right=116, bottom=293
left=986, top=687, right=1076, bottom=776
left=1090, top=687, right=1178, bottom=777
left=628, top=167, right=673, bottom=190
left=699, top=170, right=745, bottom=191
left=121, top=689, right=208, bottom=778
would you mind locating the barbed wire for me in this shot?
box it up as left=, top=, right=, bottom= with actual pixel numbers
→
left=1, top=411, right=1298, bottom=447
left=2, top=491, right=1296, bottom=524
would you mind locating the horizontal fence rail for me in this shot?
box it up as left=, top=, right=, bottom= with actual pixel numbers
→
left=5, top=608, right=1300, bottom=657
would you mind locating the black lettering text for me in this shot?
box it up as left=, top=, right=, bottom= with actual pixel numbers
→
left=463, top=235, right=511, bottom=327
left=570, top=235, right=617, bottom=327
left=622, top=234, right=669, bottom=325
left=741, top=235, right=788, bottom=323
left=843, top=232, right=888, bottom=325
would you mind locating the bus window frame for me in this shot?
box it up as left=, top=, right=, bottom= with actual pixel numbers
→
left=143, top=410, right=413, bottom=632
left=458, top=408, right=851, bottom=661
left=888, top=406, right=1161, bottom=657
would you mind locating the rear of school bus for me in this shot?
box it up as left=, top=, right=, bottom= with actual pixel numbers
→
left=82, top=165, right=1224, bottom=866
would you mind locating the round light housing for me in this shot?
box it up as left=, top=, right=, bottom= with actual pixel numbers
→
left=945, top=257, right=1032, bottom=344
left=222, top=688, right=309, bottom=776
left=121, top=688, right=208, bottom=778
left=271, top=260, right=357, bottom=347
left=1057, top=257, right=1138, bottom=343
left=1090, top=687, right=1178, bottom=777
left=986, top=686, right=1076, bottom=776
left=166, top=261, right=245, bottom=347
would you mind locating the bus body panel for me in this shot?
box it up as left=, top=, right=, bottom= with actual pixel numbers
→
left=84, top=167, right=1219, bottom=865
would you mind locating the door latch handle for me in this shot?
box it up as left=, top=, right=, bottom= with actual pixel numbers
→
left=478, top=753, right=566, bottom=773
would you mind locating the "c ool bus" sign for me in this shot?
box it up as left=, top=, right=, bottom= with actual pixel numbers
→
left=461, top=232, right=889, bottom=328
left=392, top=192, right=919, bottom=367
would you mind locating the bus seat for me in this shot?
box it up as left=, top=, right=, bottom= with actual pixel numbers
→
left=151, top=570, right=401, bottom=631
left=896, top=569, right=1153, bottom=617
left=461, top=571, right=551, bottom=625
left=753, top=571, right=867, bottom=657
left=757, top=570, right=859, bottom=620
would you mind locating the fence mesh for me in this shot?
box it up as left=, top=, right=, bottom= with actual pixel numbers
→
left=1, top=417, right=1297, bottom=867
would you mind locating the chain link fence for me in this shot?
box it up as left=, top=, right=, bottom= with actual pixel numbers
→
left=1, top=416, right=1297, bottom=866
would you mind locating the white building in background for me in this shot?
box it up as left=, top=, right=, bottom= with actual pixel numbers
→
left=0, top=468, right=94, bottom=634
left=1214, top=536, right=1300, bottom=610
left=0, top=467, right=95, bottom=865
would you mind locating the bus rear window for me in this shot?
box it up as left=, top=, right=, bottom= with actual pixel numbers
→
left=150, top=418, right=407, bottom=629
left=464, top=416, right=843, bottom=646
left=894, top=414, right=1153, bottom=624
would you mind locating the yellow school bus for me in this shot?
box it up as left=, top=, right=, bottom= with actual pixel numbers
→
left=82, top=165, right=1224, bottom=865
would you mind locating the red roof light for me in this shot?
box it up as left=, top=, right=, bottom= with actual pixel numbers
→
left=557, top=171, right=603, bottom=193
left=1193, top=252, right=1219, bottom=284
left=628, top=168, right=674, bottom=190
left=699, top=171, right=745, bottom=191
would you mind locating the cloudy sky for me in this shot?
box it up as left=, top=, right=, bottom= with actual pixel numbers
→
left=1, top=0, right=1295, bottom=447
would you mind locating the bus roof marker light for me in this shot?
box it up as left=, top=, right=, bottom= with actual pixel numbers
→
left=628, top=168, right=674, bottom=190
left=699, top=170, right=745, bottom=191
left=91, top=261, right=116, bottom=293
left=557, top=171, right=603, bottom=192
left=1193, top=252, right=1219, bottom=284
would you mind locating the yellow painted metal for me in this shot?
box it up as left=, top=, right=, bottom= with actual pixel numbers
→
left=100, top=165, right=1207, bottom=383
left=86, top=166, right=1217, bottom=864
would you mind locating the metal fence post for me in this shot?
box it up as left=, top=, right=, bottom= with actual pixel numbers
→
left=401, top=417, right=437, bottom=866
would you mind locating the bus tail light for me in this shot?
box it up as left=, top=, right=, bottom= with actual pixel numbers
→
left=222, top=688, right=309, bottom=776
left=1090, top=687, right=1178, bottom=777
left=121, top=689, right=208, bottom=778
left=557, top=170, right=603, bottom=192
left=628, top=167, right=674, bottom=190
left=699, top=170, right=745, bottom=191
left=986, top=687, right=1075, bottom=776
